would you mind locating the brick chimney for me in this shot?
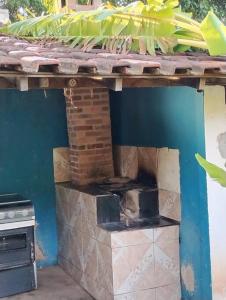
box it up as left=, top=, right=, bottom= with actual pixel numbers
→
left=65, top=87, right=114, bottom=185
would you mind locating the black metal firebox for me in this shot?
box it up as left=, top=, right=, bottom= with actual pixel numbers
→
left=0, top=194, right=37, bottom=298
left=78, top=176, right=179, bottom=231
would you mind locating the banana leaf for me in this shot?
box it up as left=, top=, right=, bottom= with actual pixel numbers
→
left=195, top=153, right=226, bottom=187
left=0, top=0, right=212, bottom=55
left=201, top=11, right=226, bottom=56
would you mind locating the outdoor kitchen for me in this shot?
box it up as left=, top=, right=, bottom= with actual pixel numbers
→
left=0, top=34, right=221, bottom=300
left=0, top=85, right=181, bottom=300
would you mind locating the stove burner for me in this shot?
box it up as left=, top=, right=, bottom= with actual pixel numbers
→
left=0, top=194, right=34, bottom=225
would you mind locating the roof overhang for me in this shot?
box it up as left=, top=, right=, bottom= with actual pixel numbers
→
left=0, top=36, right=226, bottom=91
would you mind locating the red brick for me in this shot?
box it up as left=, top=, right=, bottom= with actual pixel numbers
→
left=93, top=88, right=108, bottom=93
left=85, top=119, right=103, bottom=125
left=96, top=136, right=112, bottom=142
left=74, top=101, right=93, bottom=107
left=83, top=94, right=99, bottom=100
left=71, top=88, right=93, bottom=95
left=85, top=130, right=110, bottom=137
left=69, top=108, right=83, bottom=113
left=71, top=95, right=82, bottom=101
left=74, top=125, right=93, bottom=131
left=86, top=143, right=104, bottom=150
left=71, top=145, right=86, bottom=150
left=93, top=100, right=108, bottom=105
left=94, top=125, right=111, bottom=130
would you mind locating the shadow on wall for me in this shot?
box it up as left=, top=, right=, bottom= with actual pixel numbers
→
left=110, top=87, right=212, bottom=300
left=0, top=89, right=68, bottom=268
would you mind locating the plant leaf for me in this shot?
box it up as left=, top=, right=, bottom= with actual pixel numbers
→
left=201, top=11, right=226, bottom=56
left=0, top=1, right=211, bottom=55
left=195, top=153, right=226, bottom=187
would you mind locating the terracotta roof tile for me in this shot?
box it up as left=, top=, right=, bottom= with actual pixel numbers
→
left=0, top=36, right=225, bottom=78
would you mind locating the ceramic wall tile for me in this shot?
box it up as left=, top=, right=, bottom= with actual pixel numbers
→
left=68, top=193, right=83, bottom=232
left=81, top=269, right=108, bottom=300
left=56, top=186, right=70, bottom=226
left=82, top=235, right=98, bottom=280
left=97, top=241, right=113, bottom=293
left=111, top=228, right=154, bottom=248
left=57, top=222, right=71, bottom=261
left=113, top=146, right=138, bottom=180
left=53, top=147, right=71, bottom=183
left=103, top=290, right=115, bottom=300
left=113, top=288, right=156, bottom=300
left=138, top=147, right=158, bottom=178
left=96, top=226, right=112, bottom=246
left=156, top=283, right=181, bottom=300
left=154, top=226, right=179, bottom=244
left=97, top=287, right=112, bottom=300
left=56, top=185, right=82, bottom=230
left=82, top=206, right=97, bottom=239
left=159, top=189, right=181, bottom=221
left=81, top=191, right=97, bottom=215
left=154, top=239, right=180, bottom=287
left=69, top=226, right=83, bottom=271
left=157, top=148, right=180, bottom=193
left=64, top=185, right=81, bottom=202
left=81, top=271, right=99, bottom=299
left=58, top=255, right=83, bottom=284
left=112, top=243, right=155, bottom=294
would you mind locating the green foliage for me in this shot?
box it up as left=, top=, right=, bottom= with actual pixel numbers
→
left=105, top=0, right=226, bottom=21
left=42, top=0, right=58, bottom=14
left=103, top=0, right=135, bottom=7
left=1, top=1, right=208, bottom=55
left=1, top=0, right=46, bottom=21
left=3, top=0, right=226, bottom=23
left=195, top=153, right=226, bottom=188
left=3, top=0, right=226, bottom=56
left=201, top=11, right=226, bottom=55
left=180, top=0, right=226, bottom=22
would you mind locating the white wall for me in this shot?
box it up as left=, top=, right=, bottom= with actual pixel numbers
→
left=204, top=86, right=226, bottom=300
left=0, top=9, right=9, bottom=24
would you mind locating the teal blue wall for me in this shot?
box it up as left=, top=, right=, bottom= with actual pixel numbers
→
left=110, top=87, right=212, bottom=300
left=0, top=89, right=68, bottom=268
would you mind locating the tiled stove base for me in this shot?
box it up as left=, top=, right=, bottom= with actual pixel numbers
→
left=56, top=183, right=181, bottom=300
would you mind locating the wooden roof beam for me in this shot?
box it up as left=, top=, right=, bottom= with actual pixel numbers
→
left=104, top=78, right=123, bottom=91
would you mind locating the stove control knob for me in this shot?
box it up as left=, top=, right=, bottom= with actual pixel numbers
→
left=8, top=211, right=15, bottom=218
left=22, top=210, right=29, bottom=217
left=0, top=212, right=5, bottom=220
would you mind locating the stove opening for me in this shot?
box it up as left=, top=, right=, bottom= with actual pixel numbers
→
left=92, top=145, right=180, bottom=229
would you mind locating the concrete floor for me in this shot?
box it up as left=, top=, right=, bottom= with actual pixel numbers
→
left=3, top=266, right=93, bottom=300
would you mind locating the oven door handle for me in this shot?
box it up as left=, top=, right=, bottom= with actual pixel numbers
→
left=0, top=220, right=35, bottom=231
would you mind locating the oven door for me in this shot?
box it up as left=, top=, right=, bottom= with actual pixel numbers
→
left=0, top=227, right=34, bottom=270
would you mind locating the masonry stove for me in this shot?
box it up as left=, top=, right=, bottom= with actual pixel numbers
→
left=57, top=176, right=181, bottom=300
left=0, top=194, right=37, bottom=298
